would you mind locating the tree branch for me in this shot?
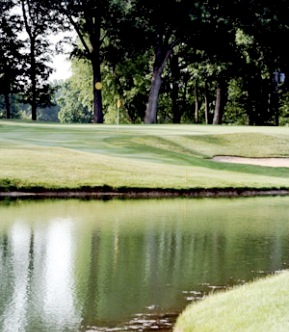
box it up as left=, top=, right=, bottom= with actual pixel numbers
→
left=66, top=12, right=92, bottom=56
left=20, top=0, right=32, bottom=39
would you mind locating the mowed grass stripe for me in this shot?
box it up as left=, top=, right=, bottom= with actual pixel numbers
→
left=0, top=121, right=289, bottom=190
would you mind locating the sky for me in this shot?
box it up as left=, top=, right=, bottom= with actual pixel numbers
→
left=48, top=31, right=75, bottom=82
left=49, top=53, right=72, bottom=82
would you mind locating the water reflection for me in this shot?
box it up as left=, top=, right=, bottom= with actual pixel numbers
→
left=2, top=223, right=31, bottom=332
left=43, top=219, right=80, bottom=331
left=0, top=197, right=289, bottom=331
left=0, top=218, right=81, bottom=332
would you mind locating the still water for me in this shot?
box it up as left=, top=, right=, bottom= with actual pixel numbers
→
left=1, top=197, right=289, bottom=332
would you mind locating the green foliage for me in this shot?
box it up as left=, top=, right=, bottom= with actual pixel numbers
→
left=37, top=105, right=60, bottom=122
left=70, top=59, right=93, bottom=111
left=20, top=0, right=58, bottom=120
left=2, top=0, right=289, bottom=125
left=279, top=90, right=289, bottom=126
left=224, top=78, right=248, bottom=125
left=57, top=80, right=92, bottom=123
left=0, top=95, right=21, bottom=119
left=102, top=53, right=151, bottom=123
left=55, top=59, right=93, bottom=123
left=59, top=54, right=150, bottom=124
left=0, top=0, right=25, bottom=118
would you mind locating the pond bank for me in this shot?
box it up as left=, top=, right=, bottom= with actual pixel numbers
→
left=1, top=187, right=289, bottom=199
left=174, top=270, right=289, bottom=332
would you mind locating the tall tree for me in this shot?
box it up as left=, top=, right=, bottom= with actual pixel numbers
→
left=41, top=0, right=289, bottom=125
left=130, top=0, right=192, bottom=123
left=231, top=0, right=289, bottom=125
left=212, top=78, right=228, bottom=124
left=0, top=0, right=23, bottom=118
left=20, top=0, right=55, bottom=120
left=57, top=0, right=115, bottom=123
left=133, top=0, right=237, bottom=124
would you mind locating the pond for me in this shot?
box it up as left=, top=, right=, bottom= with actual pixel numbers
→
left=1, top=196, right=289, bottom=332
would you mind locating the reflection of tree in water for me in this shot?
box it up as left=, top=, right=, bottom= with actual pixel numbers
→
left=78, top=218, right=289, bottom=330
left=2, top=198, right=289, bottom=331
left=0, top=234, right=12, bottom=316
left=80, top=231, right=100, bottom=327
left=0, top=225, right=32, bottom=331
left=27, top=230, right=34, bottom=291
left=0, top=233, right=9, bottom=259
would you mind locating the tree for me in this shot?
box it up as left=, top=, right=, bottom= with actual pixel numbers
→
left=56, top=59, right=93, bottom=123
left=0, top=0, right=24, bottom=118
left=128, top=0, right=192, bottom=123
left=20, top=0, right=56, bottom=120
left=57, top=79, right=91, bottom=123
left=131, top=0, right=239, bottom=124
left=58, top=53, right=149, bottom=124
left=56, top=0, right=119, bottom=123
left=231, top=0, right=289, bottom=125
left=8, top=0, right=288, bottom=126
left=102, top=53, right=150, bottom=124
left=69, top=58, right=93, bottom=115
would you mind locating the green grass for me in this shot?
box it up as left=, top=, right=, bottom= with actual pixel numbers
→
left=174, top=270, right=289, bottom=332
left=1, top=120, right=289, bottom=191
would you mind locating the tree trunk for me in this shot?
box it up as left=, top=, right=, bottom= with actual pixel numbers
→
left=30, top=40, right=37, bottom=121
left=21, top=0, right=37, bottom=121
left=144, top=68, right=162, bottom=123
left=92, top=58, right=103, bottom=123
left=65, top=4, right=104, bottom=124
left=194, top=83, right=199, bottom=123
left=4, top=92, right=11, bottom=119
left=144, top=37, right=177, bottom=124
left=89, top=16, right=103, bottom=124
left=272, top=81, right=279, bottom=126
left=213, top=80, right=227, bottom=125
left=171, top=54, right=180, bottom=123
left=3, top=63, right=11, bottom=119
left=172, top=84, right=180, bottom=123
left=204, top=81, right=209, bottom=124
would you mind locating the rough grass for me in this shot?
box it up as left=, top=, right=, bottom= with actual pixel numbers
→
left=174, top=270, right=289, bottom=332
left=1, top=120, right=289, bottom=191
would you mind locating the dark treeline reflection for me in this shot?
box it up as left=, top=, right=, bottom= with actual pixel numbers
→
left=1, top=197, right=289, bottom=331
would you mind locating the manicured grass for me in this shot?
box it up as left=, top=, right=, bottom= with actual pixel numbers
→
left=174, top=270, right=289, bottom=332
left=0, top=120, right=289, bottom=191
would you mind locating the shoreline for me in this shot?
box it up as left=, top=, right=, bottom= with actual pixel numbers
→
left=1, top=187, right=289, bottom=199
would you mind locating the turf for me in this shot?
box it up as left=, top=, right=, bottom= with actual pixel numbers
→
left=0, top=120, right=289, bottom=191
left=174, top=270, right=289, bottom=332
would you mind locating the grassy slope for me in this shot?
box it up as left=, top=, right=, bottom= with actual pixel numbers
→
left=174, top=270, right=289, bottom=332
left=1, top=120, right=289, bottom=190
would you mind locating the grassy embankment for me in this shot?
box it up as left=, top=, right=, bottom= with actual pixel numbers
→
left=1, top=120, right=289, bottom=193
left=174, top=270, right=289, bottom=332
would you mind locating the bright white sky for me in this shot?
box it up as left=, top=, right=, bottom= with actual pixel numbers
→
left=49, top=52, right=72, bottom=82
left=48, top=31, right=75, bottom=82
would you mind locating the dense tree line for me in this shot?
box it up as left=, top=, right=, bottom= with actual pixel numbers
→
left=1, top=0, right=289, bottom=125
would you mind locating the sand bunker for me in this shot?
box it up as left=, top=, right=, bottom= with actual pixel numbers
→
left=213, top=156, right=289, bottom=168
